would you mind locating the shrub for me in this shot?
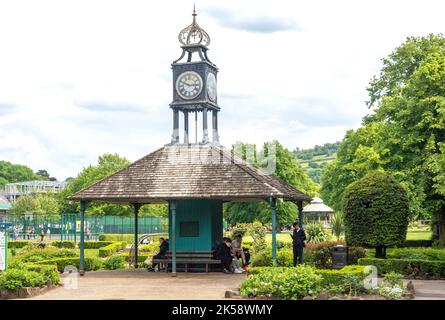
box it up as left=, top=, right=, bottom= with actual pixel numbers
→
left=25, top=264, right=60, bottom=285
left=0, top=269, right=47, bottom=290
left=119, top=252, right=149, bottom=263
left=246, top=221, right=267, bottom=253
left=358, top=258, right=445, bottom=279
left=52, top=241, right=76, bottom=249
left=36, top=257, right=103, bottom=272
left=315, top=265, right=369, bottom=295
left=387, top=248, right=445, bottom=261
left=342, top=172, right=410, bottom=258
left=16, top=246, right=77, bottom=263
left=305, top=223, right=331, bottom=243
left=82, top=241, right=115, bottom=249
left=98, top=233, right=167, bottom=243
left=98, top=241, right=127, bottom=257
left=8, top=241, right=32, bottom=249
left=104, top=256, right=126, bottom=270
left=305, top=242, right=366, bottom=269
left=241, top=265, right=322, bottom=299
left=252, top=248, right=293, bottom=267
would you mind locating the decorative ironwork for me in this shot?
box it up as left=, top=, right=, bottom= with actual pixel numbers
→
left=178, top=6, right=210, bottom=47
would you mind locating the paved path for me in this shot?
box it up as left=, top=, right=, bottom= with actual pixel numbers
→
left=410, top=279, right=445, bottom=300
left=28, top=270, right=246, bottom=300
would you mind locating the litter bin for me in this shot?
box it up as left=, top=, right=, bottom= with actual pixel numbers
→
left=330, top=245, right=348, bottom=269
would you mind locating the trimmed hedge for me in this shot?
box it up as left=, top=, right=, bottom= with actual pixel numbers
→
left=6, top=261, right=60, bottom=286
left=52, top=241, right=76, bottom=249
left=98, top=233, right=167, bottom=243
left=98, top=241, right=127, bottom=257
left=82, top=241, right=115, bottom=249
left=36, top=257, right=103, bottom=272
left=387, top=248, right=445, bottom=261
left=8, top=241, right=32, bottom=249
left=0, top=269, right=47, bottom=290
left=343, top=171, right=410, bottom=248
left=358, top=257, right=445, bottom=279
left=119, top=252, right=149, bottom=263
left=314, top=265, right=369, bottom=287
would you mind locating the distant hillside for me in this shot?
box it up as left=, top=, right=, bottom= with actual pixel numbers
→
left=293, top=142, right=340, bottom=184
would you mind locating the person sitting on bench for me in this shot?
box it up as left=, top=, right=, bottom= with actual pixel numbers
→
left=147, top=237, right=169, bottom=272
left=231, top=234, right=248, bottom=267
left=216, top=237, right=234, bottom=274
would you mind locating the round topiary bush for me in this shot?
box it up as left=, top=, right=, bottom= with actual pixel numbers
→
left=342, top=171, right=409, bottom=258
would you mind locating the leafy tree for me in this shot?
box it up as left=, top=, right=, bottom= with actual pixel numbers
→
left=0, top=160, right=41, bottom=187
left=331, top=211, right=345, bottom=242
left=60, top=153, right=167, bottom=217
left=36, top=170, right=50, bottom=179
left=35, top=193, right=60, bottom=216
left=10, top=195, right=40, bottom=216
left=224, top=141, right=318, bottom=227
left=343, top=172, right=409, bottom=258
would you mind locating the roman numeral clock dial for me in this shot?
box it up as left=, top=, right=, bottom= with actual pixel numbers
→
left=176, top=71, right=203, bottom=99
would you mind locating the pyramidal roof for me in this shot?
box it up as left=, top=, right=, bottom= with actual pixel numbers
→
left=70, top=144, right=311, bottom=204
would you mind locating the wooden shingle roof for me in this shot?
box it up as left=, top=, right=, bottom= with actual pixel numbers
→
left=69, top=144, right=311, bottom=204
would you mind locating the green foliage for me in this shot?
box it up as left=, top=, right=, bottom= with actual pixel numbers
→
left=16, top=246, right=77, bottom=263
left=104, top=256, right=126, bottom=270
left=9, top=193, right=59, bottom=216
left=51, top=241, right=76, bottom=249
left=315, top=265, right=369, bottom=296
left=358, top=257, right=445, bottom=279
left=8, top=240, right=32, bottom=249
left=0, top=269, right=46, bottom=290
left=119, top=252, right=150, bottom=263
left=98, top=233, right=167, bottom=243
left=240, top=264, right=323, bottom=299
left=305, top=222, right=331, bottom=243
left=37, top=257, right=103, bottom=272
left=246, top=221, right=267, bottom=253
left=378, top=272, right=406, bottom=299
left=387, top=248, right=445, bottom=261
left=83, top=241, right=115, bottom=249
left=321, top=34, right=445, bottom=239
left=343, top=171, right=410, bottom=248
left=331, top=212, right=345, bottom=241
left=0, top=160, right=42, bottom=188
left=59, top=153, right=132, bottom=216
left=24, top=264, right=60, bottom=285
left=98, top=241, right=127, bottom=257
left=224, top=141, right=318, bottom=227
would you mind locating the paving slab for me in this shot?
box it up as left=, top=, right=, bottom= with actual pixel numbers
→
left=27, top=270, right=246, bottom=300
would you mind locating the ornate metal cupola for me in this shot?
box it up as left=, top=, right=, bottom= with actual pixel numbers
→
left=170, top=7, right=219, bottom=145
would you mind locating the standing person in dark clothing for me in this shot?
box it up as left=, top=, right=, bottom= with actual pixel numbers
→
left=148, top=237, right=169, bottom=272
left=216, top=237, right=234, bottom=273
left=291, top=222, right=306, bottom=266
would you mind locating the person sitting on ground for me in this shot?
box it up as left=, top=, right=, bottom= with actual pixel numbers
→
left=216, top=237, right=234, bottom=274
left=147, top=237, right=169, bottom=272
left=231, top=234, right=248, bottom=267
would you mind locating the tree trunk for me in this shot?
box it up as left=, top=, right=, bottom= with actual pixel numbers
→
left=375, top=245, right=387, bottom=259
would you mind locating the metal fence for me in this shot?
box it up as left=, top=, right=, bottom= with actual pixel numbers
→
left=0, top=213, right=167, bottom=242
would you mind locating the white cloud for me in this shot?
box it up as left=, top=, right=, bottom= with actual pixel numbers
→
left=0, top=0, right=444, bottom=179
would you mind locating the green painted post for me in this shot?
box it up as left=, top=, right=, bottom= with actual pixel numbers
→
left=133, top=203, right=141, bottom=269
left=171, top=201, right=177, bottom=277
left=79, top=201, right=87, bottom=276
left=269, top=197, right=277, bottom=267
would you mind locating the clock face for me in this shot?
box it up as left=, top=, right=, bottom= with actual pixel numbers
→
left=206, top=73, right=217, bottom=102
left=176, top=71, right=203, bottom=100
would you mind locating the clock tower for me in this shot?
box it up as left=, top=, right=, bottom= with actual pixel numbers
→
left=170, top=8, right=219, bottom=144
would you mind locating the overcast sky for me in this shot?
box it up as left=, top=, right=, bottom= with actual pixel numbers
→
left=0, top=0, right=444, bottom=180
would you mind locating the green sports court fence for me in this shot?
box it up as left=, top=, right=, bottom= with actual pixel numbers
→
left=0, top=213, right=167, bottom=242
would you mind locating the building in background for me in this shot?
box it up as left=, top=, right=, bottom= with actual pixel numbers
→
left=303, top=197, right=334, bottom=227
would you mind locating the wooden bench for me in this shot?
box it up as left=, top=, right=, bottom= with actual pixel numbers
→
left=152, top=250, right=221, bottom=273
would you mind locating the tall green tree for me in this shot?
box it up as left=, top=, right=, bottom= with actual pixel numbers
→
left=321, top=34, right=445, bottom=240
left=0, top=160, right=41, bottom=187
left=224, top=141, right=318, bottom=227
left=60, top=153, right=167, bottom=217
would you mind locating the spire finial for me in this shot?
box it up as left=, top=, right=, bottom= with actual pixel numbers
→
left=178, top=6, right=211, bottom=47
